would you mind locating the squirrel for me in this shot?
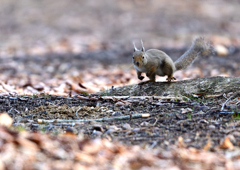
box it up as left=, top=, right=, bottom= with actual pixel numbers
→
left=132, top=37, right=212, bottom=83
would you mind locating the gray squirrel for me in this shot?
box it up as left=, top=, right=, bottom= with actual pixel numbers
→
left=132, top=37, right=212, bottom=82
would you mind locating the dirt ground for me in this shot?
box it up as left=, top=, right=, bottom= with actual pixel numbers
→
left=0, top=0, right=240, bottom=169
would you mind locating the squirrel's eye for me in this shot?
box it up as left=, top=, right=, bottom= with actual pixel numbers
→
left=132, top=56, right=134, bottom=59
left=142, top=56, right=145, bottom=59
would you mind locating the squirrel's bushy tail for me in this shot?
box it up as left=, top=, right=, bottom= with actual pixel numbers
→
left=174, top=37, right=212, bottom=71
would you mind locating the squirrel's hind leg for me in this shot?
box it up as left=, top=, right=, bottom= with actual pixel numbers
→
left=147, top=72, right=156, bottom=82
left=166, top=75, right=176, bottom=82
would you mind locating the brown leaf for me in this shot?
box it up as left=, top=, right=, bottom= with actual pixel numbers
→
left=0, top=113, right=13, bottom=127
left=203, top=139, right=212, bottom=151
left=219, top=136, right=234, bottom=150
left=82, top=140, right=102, bottom=154
left=177, top=136, right=185, bottom=148
left=15, top=136, right=39, bottom=151
left=74, top=152, right=95, bottom=164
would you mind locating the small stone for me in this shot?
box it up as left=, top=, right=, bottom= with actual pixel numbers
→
left=132, top=128, right=141, bottom=132
left=112, top=111, right=122, bottom=116
left=184, top=138, right=192, bottom=143
left=105, top=125, right=120, bottom=134
left=140, top=121, right=149, bottom=126
left=209, top=125, right=216, bottom=130
left=108, top=125, right=119, bottom=131
left=122, top=123, right=131, bottom=130
left=113, top=106, right=120, bottom=111
left=214, top=44, right=228, bottom=56
left=106, top=110, right=114, bottom=114
left=115, top=102, right=125, bottom=106
left=231, top=131, right=240, bottom=137
left=181, top=108, right=192, bottom=114
left=92, top=130, right=102, bottom=137
left=120, top=106, right=126, bottom=110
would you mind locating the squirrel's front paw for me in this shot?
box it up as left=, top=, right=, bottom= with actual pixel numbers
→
left=138, top=76, right=145, bottom=80
left=166, top=76, right=176, bottom=82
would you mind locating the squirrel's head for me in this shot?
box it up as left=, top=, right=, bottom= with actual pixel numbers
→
left=132, top=40, right=147, bottom=67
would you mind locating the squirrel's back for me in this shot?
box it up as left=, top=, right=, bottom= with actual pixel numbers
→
left=146, top=49, right=168, bottom=58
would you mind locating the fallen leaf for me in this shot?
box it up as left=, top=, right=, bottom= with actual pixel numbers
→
left=203, top=139, right=212, bottom=151
left=0, top=113, right=13, bottom=127
left=178, top=136, right=185, bottom=148
left=219, top=136, right=234, bottom=150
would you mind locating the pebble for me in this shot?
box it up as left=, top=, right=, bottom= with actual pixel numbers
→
left=112, top=111, right=122, bottom=116
left=122, top=123, right=131, bottom=130
left=92, top=130, right=102, bottom=137
left=140, top=121, right=149, bottom=126
left=209, top=125, right=216, bottom=130
left=214, top=44, right=228, bottom=56
left=9, top=97, right=18, bottom=100
left=132, top=128, right=141, bottom=132
left=231, top=131, right=240, bottom=137
left=115, top=101, right=125, bottom=106
left=105, top=125, right=120, bottom=134
left=108, top=125, right=119, bottom=130
left=184, top=138, right=192, bottom=143
left=106, top=110, right=114, bottom=114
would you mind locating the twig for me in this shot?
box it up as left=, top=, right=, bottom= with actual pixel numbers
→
left=149, top=141, right=158, bottom=149
left=22, top=111, right=47, bottom=119
left=17, top=111, right=47, bottom=124
left=221, top=92, right=239, bottom=111
left=38, top=113, right=157, bottom=124
left=218, top=111, right=235, bottom=115
left=14, top=109, right=20, bottom=114
left=152, top=118, right=159, bottom=126
left=75, top=107, right=82, bottom=119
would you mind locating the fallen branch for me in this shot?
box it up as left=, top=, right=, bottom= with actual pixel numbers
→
left=16, top=111, right=47, bottom=124
left=100, top=96, right=183, bottom=101
left=95, top=77, right=240, bottom=96
left=221, top=92, right=240, bottom=111
left=38, top=113, right=157, bottom=124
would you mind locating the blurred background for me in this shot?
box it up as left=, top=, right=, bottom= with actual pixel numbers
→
left=0, top=0, right=239, bottom=95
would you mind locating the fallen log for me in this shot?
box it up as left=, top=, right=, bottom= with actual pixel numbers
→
left=97, top=76, right=240, bottom=96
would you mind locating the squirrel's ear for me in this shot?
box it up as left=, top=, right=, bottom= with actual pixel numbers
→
left=141, top=40, right=145, bottom=52
left=132, top=41, right=138, bottom=52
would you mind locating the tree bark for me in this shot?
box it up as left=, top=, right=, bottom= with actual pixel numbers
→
left=97, top=76, right=240, bottom=96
